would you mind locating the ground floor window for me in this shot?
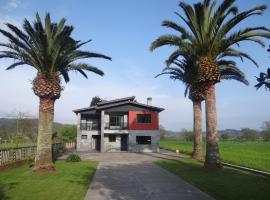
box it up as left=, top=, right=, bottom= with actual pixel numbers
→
left=81, top=135, right=87, bottom=140
left=109, top=135, right=116, bottom=142
left=136, top=136, right=151, bottom=145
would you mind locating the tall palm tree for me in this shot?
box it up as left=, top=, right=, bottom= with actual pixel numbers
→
left=0, top=13, right=111, bottom=172
left=150, top=0, right=270, bottom=169
left=156, top=56, right=248, bottom=160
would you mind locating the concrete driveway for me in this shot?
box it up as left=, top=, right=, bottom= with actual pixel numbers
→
left=75, top=151, right=214, bottom=200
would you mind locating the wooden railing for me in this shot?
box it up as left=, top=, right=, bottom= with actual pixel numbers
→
left=0, top=141, right=76, bottom=167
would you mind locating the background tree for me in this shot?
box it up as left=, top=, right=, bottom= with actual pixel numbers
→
left=220, top=133, right=230, bottom=140
left=181, top=129, right=194, bottom=141
left=261, top=121, right=270, bottom=141
left=150, top=0, right=270, bottom=169
left=241, top=128, right=258, bottom=141
left=59, top=125, right=76, bottom=142
left=0, top=13, right=111, bottom=172
left=90, top=96, right=102, bottom=106
left=159, top=125, right=166, bottom=140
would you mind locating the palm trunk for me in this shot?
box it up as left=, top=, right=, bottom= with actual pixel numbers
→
left=33, top=98, right=55, bottom=172
left=204, top=84, right=222, bottom=169
left=192, top=100, right=203, bottom=160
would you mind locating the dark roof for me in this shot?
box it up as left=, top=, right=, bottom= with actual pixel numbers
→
left=97, top=96, right=135, bottom=106
left=73, top=96, right=164, bottom=114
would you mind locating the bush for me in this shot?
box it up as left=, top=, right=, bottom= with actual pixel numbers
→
left=66, top=154, right=81, bottom=162
left=28, top=156, right=34, bottom=168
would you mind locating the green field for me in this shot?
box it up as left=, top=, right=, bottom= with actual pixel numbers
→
left=160, top=140, right=270, bottom=172
left=0, top=160, right=97, bottom=200
left=156, top=159, right=270, bottom=200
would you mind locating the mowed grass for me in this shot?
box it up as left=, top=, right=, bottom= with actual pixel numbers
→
left=0, top=160, right=97, bottom=200
left=156, top=158, right=270, bottom=200
left=160, top=140, right=270, bottom=172
left=160, top=140, right=195, bottom=155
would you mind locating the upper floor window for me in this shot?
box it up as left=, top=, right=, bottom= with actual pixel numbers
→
left=137, top=114, right=151, bottom=123
left=109, top=115, right=123, bottom=127
left=80, top=117, right=98, bottom=130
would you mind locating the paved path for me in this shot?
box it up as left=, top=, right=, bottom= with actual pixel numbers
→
left=80, top=151, right=214, bottom=200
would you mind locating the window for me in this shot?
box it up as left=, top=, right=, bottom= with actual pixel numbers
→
left=81, top=135, right=87, bottom=140
left=80, top=117, right=98, bottom=130
left=109, top=115, right=123, bottom=126
left=136, top=136, right=151, bottom=145
left=137, top=114, right=151, bottom=123
left=109, top=135, right=116, bottom=142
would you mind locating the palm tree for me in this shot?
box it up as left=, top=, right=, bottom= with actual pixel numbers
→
left=0, top=13, right=111, bottom=172
left=150, top=0, right=270, bottom=169
left=156, top=56, right=248, bottom=160
left=256, top=45, right=270, bottom=90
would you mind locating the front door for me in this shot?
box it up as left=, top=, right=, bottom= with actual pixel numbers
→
left=121, top=135, right=128, bottom=151
left=92, top=135, right=101, bottom=151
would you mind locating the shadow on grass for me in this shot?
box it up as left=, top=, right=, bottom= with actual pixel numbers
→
left=0, top=181, right=18, bottom=200
left=156, top=159, right=270, bottom=200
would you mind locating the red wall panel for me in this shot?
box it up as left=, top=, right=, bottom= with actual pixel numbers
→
left=128, top=111, right=159, bottom=130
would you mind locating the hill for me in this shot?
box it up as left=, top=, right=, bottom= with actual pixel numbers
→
left=0, top=118, right=68, bottom=140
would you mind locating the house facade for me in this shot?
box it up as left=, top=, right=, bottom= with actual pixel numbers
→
left=73, top=96, right=164, bottom=152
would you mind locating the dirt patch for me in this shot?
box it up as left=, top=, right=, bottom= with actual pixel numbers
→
left=0, top=160, right=27, bottom=171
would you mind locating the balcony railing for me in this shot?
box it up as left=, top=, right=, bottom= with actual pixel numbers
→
left=104, top=122, right=128, bottom=130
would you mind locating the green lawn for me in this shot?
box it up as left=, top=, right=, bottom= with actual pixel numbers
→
left=160, top=140, right=270, bottom=172
left=156, top=159, right=270, bottom=200
left=0, top=160, right=97, bottom=200
left=160, top=140, right=195, bottom=155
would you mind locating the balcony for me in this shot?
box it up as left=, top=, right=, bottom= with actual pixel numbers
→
left=104, top=122, right=128, bottom=130
left=105, top=115, right=128, bottom=130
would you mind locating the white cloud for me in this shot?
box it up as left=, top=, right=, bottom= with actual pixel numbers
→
left=1, top=0, right=20, bottom=10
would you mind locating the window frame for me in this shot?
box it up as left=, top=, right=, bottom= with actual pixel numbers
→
left=109, top=135, right=116, bottom=142
left=81, top=135, right=87, bottom=140
left=136, top=114, right=152, bottom=124
left=109, top=115, right=123, bottom=127
left=136, top=136, right=151, bottom=145
left=80, top=117, right=99, bottom=131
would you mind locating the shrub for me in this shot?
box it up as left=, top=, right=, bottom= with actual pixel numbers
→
left=66, top=154, right=81, bottom=162
left=28, top=156, right=34, bottom=168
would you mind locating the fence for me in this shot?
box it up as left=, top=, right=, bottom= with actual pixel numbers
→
left=0, top=141, right=76, bottom=167
left=65, top=141, right=76, bottom=149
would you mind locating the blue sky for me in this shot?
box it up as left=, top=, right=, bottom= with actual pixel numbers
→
left=0, top=0, right=270, bottom=131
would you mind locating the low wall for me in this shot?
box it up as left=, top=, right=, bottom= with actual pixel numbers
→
left=0, top=141, right=76, bottom=168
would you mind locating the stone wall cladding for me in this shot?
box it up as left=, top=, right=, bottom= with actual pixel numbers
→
left=104, top=135, right=121, bottom=152
left=77, top=130, right=99, bottom=151
left=128, top=130, right=160, bottom=152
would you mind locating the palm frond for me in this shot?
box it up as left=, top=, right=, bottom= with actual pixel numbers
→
left=0, top=12, right=111, bottom=81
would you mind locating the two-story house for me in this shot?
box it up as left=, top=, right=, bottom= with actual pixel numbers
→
left=73, top=96, right=164, bottom=152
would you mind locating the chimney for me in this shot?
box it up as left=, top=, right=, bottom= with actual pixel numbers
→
left=147, top=97, right=152, bottom=105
